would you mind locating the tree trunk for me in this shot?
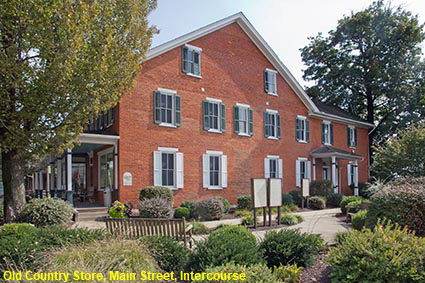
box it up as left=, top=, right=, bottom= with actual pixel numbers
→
left=2, top=150, right=26, bottom=222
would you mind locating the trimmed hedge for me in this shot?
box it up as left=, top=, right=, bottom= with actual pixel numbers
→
left=310, top=180, right=333, bottom=197
left=20, top=198, right=74, bottom=227
left=288, top=190, right=303, bottom=207
left=326, top=193, right=344, bottom=207
left=213, top=196, right=230, bottom=213
left=340, top=195, right=362, bottom=214
left=308, top=196, right=326, bottom=210
left=193, top=198, right=224, bottom=221
left=282, top=193, right=294, bottom=206
left=138, top=197, right=172, bottom=218
left=236, top=195, right=252, bottom=210
left=139, top=186, right=173, bottom=205
left=352, top=210, right=367, bottom=231
left=174, top=207, right=190, bottom=219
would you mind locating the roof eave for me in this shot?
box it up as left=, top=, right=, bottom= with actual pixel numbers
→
left=309, top=111, right=374, bottom=129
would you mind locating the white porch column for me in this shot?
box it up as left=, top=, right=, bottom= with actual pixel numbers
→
left=39, top=170, right=44, bottom=198
left=114, top=145, right=118, bottom=193
left=49, top=160, right=55, bottom=197
left=32, top=174, right=35, bottom=193
left=34, top=172, right=39, bottom=193
left=331, top=156, right=338, bottom=193
left=66, top=149, right=73, bottom=205
left=56, top=158, right=62, bottom=192
left=354, top=159, right=359, bottom=196
left=46, top=166, right=50, bottom=198
left=312, top=158, right=316, bottom=181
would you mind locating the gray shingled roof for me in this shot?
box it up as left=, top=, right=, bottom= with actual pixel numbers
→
left=313, top=99, right=368, bottom=123
left=311, top=145, right=362, bottom=158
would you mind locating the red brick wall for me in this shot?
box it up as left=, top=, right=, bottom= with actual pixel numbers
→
left=117, top=23, right=370, bottom=206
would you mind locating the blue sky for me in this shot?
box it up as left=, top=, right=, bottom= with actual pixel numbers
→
left=148, top=0, right=425, bottom=86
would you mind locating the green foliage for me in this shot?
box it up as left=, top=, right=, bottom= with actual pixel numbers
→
left=213, top=196, right=230, bottom=213
left=139, top=186, right=173, bottom=205
left=349, top=182, right=370, bottom=198
left=188, top=225, right=264, bottom=272
left=289, top=190, right=303, bottom=207
left=326, top=193, right=344, bottom=207
left=20, top=198, right=74, bottom=227
left=274, top=264, right=303, bottom=283
left=373, top=125, right=425, bottom=180
left=334, top=231, right=349, bottom=245
left=352, top=210, right=368, bottom=231
left=366, top=180, right=425, bottom=236
left=138, top=197, right=172, bottom=218
left=193, top=263, right=284, bottom=283
left=327, top=224, right=425, bottom=283
left=241, top=214, right=255, bottom=226
left=0, top=198, right=3, bottom=222
left=346, top=200, right=362, bottom=214
left=108, top=201, right=128, bottom=218
left=140, top=236, right=189, bottom=273
left=235, top=209, right=251, bottom=217
left=282, top=193, right=294, bottom=206
left=310, top=180, right=333, bottom=197
left=181, top=200, right=196, bottom=218
left=340, top=196, right=362, bottom=214
left=308, top=196, right=326, bottom=210
left=259, top=229, right=325, bottom=268
left=301, top=0, right=425, bottom=149
left=277, top=214, right=301, bottom=226
left=236, top=195, right=252, bottom=210
left=174, top=207, right=190, bottom=219
left=188, top=221, right=209, bottom=235
left=193, top=198, right=224, bottom=221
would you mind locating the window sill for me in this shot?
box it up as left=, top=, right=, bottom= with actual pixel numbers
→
left=297, top=140, right=308, bottom=144
left=238, top=133, right=251, bottom=137
left=267, top=92, right=278, bottom=96
left=208, top=129, right=223, bottom=134
left=349, top=146, right=357, bottom=149
left=185, top=73, right=202, bottom=79
left=159, top=123, right=177, bottom=128
left=323, top=142, right=332, bottom=146
left=162, top=186, right=178, bottom=190
left=207, top=187, right=224, bottom=190
left=267, top=136, right=279, bottom=140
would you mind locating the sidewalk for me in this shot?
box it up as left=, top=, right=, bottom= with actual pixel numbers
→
left=73, top=208, right=349, bottom=244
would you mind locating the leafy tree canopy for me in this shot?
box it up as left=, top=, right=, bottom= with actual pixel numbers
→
left=301, top=0, right=425, bottom=146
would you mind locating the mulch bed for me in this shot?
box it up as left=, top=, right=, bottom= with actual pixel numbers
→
left=301, top=250, right=332, bottom=283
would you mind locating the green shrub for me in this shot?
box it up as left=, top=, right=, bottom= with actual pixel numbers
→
left=188, top=225, right=264, bottom=272
left=193, top=198, right=224, bottom=221
left=278, top=214, right=299, bottom=225
left=141, top=236, right=189, bottom=273
left=20, top=198, right=74, bottom=227
left=309, top=196, right=326, bottom=210
left=295, top=214, right=304, bottom=223
left=241, top=214, right=255, bottom=226
left=340, top=195, right=362, bottom=214
left=236, top=195, right=252, bottom=210
left=138, top=197, right=172, bottom=218
left=289, top=204, right=299, bottom=211
left=346, top=199, right=362, bottom=213
left=108, top=200, right=128, bottom=218
left=282, top=193, right=294, bottom=206
left=189, top=221, right=209, bottom=235
left=274, top=264, right=303, bottom=283
left=181, top=200, right=196, bottom=218
left=213, top=196, right=230, bottom=213
left=310, top=180, right=333, bottom=197
left=289, top=190, right=303, bottom=207
left=352, top=210, right=367, bottom=231
left=193, top=263, right=283, bottom=283
left=334, top=231, right=349, bottom=245
left=139, top=186, right=173, bottom=205
left=0, top=198, right=3, bottom=222
left=235, top=209, right=250, bottom=217
left=326, top=193, right=344, bottom=207
left=259, top=229, right=324, bottom=268
left=327, top=224, right=425, bottom=283
left=366, top=181, right=425, bottom=236
left=174, top=207, right=190, bottom=219
left=349, top=182, right=370, bottom=198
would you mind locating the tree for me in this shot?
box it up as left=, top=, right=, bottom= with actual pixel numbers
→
left=0, top=0, right=157, bottom=222
left=300, top=0, right=425, bottom=151
left=372, top=125, right=425, bottom=180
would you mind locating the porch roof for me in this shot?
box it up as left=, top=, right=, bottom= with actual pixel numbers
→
left=311, top=145, right=362, bottom=160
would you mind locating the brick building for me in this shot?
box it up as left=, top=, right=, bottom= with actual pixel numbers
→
left=32, top=13, right=373, bottom=207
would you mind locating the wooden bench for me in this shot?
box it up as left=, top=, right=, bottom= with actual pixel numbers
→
left=346, top=201, right=370, bottom=223
left=104, top=217, right=193, bottom=247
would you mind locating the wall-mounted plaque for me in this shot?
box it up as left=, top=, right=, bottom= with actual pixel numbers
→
left=269, top=178, right=282, bottom=207
left=123, top=172, right=132, bottom=186
left=252, top=179, right=267, bottom=208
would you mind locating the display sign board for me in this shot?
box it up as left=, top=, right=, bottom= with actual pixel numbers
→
left=252, top=179, right=267, bottom=208
left=302, top=178, right=310, bottom=197
left=123, top=172, right=132, bottom=186
left=269, top=178, right=282, bottom=207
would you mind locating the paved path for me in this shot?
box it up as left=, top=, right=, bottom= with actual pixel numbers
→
left=73, top=208, right=349, bottom=244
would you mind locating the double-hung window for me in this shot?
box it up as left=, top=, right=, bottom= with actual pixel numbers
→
left=322, top=121, right=334, bottom=145
left=234, top=104, right=253, bottom=136
left=347, top=126, right=357, bottom=148
left=264, top=110, right=281, bottom=139
left=264, top=69, right=277, bottom=95
left=154, top=89, right=181, bottom=127
left=203, top=98, right=226, bottom=133
left=296, top=158, right=311, bottom=187
left=264, top=155, right=283, bottom=178
left=153, top=148, right=184, bottom=189
left=203, top=151, right=227, bottom=189
left=296, top=116, right=310, bottom=143
left=182, top=44, right=202, bottom=77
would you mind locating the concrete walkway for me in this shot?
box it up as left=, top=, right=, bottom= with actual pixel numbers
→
left=73, top=208, right=349, bottom=244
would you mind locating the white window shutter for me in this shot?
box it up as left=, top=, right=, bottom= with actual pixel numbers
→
left=202, top=154, right=209, bottom=188
left=176, top=153, right=184, bottom=189
left=306, top=161, right=311, bottom=180
left=221, top=155, right=228, bottom=188
left=355, top=164, right=359, bottom=185
left=264, top=158, right=270, bottom=178
left=347, top=164, right=351, bottom=185
left=296, top=160, right=301, bottom=187
left=153, top=151, right=162, bottom=186
left=278, top=159, right=283, bottom=178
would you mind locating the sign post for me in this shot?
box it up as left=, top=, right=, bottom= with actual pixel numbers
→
left=302, top=178, right=310, bottom=209
left=251, top=179, right=267, bottom=228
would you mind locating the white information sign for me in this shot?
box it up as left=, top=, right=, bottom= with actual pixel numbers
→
left=269, top=178, right=282, bottom=207
left=123, top=172, right=133, bottom=186
left=302, top=178, right=310, bottom=197
left=252, top=179, right=267, bottom=208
